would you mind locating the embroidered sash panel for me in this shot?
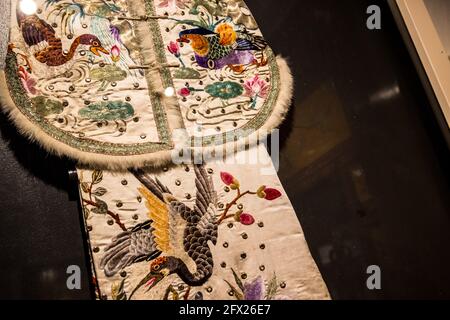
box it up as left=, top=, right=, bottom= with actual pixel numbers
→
left=1, top=0, right=292, bottom=169
left=77, top=145, right=330, bottom=300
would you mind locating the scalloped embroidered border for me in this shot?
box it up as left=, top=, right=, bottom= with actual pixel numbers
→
left=0, top=0, right=293, bottom=169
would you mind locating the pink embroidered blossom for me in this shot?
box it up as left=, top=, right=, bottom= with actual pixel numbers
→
left=167, top=41, right=181, bottom=57
left=18, top=66, right=37, bottom=95
left=111, top=45, right=121, bottom=62
left=158, top=0, right=190, bottom=10
left=220, top=172, right=235, bottom=186
left=257, top=186, right=282, bottom=201
left=240, top=213, right=255, bottom=226
left=244, top=75, right=269, bottom=99
left=178, top=87, right=191, bottom=97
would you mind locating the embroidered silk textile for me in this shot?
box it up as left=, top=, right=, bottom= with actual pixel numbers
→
left=0, top=0, right=330, bottom=300
left=0, top=0, right=292, bottom=169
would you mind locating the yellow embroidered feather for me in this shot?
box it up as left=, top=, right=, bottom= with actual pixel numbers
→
left=138, top=186, right=171, bottom=252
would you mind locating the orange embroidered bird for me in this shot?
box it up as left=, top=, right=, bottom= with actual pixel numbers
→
left=16, top=8, right=108, bottom=67
left=177, top=22, right=267, bottom=72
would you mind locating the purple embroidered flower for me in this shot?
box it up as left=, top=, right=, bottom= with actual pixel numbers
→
left=110, top=25, right=122, bottom=44
left=244, top=276, right=265, bottom=300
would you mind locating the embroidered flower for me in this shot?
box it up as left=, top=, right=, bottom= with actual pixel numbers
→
left=257, top=186, right=282, bottom=201
left=111, top=45, right=121, bottom=62
left=167, top=41, right=181, bottom=57
left=244, top=75, right=269, bottom=99
left=205, top=81, right=244, bottom=100
left=243, top=75, right=269, bottom=109
left=178, top=87, right=191, bottom=97
left=239, top=213, right=255, bottom=226
left=158, top=0, right=190, bottom=10
left=244, top=276, right=265, bottom=300
left=18, top=66, right=37, bottom=95
left=226, top=269, right=281, bottom=300
left=167, top=41, right=186, bottom=67
left=110, top=26, right=122, bottom=44
left=221, top=172, right=240, bottom=189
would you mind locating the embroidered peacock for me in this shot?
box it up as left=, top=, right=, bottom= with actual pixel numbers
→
left=16, top=7, right=108, bottom=67
left=100, top=166, right=218, bottom=299
left=178, top=22, right=267, bottom=72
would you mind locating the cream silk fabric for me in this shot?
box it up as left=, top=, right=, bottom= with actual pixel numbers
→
left=1, top=0, right=330, bottom=300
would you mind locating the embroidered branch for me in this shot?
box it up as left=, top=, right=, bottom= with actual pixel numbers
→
left=217, top=172, right=282, bottom=225
left=82, top=199, right=127, bottom=232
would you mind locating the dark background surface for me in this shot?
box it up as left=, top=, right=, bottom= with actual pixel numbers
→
left=0, top=0, right=449, bottom=299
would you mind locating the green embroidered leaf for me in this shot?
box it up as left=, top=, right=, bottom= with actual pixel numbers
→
left=93, top=187, right=107, bottom=197
left=93, top=197, right=108, bottom=215
left=92, top=170, right=103, bottom=185
left=79, top=101, right=135, bottom=121
left=225, top=280, right=244, bottom=300
left=31, top=96, right=64, bottom=117
left=205, top=81, right=243, bottom=100
left=81, top=182, right=90, bottom=194
left=231, top=268, right=245, bottom=292
left=173, top=67, right=201, bottom=79
left=265, top=273, right=278, bottom=300
left=90, top=65, right=127, bottom=83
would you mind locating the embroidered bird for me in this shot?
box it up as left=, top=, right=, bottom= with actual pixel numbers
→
left=177, top=23, right=267, bottom=72
left=16, top=9, right=108, bottom=67
left=99, top=166, right=218, bottom=299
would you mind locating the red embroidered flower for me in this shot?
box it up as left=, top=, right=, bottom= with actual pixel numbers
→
left=240, top=213, right=255, bottom=226
left=167, top=41, right=181, bottom=57
left=221, top=172, right=240, bottom=189
left=221, top=172, right=235, bottom=186
left=178, top=87, right=191, bottom=97
left=257, top=186, right=282, bottom=201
